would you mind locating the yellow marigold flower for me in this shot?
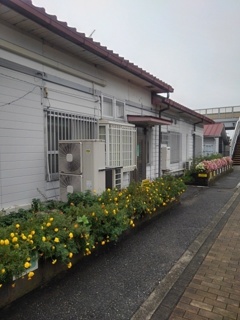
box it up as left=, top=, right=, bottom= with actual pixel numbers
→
left=21, top=234, right=27, bottom=240
left=42, top=236, right=46, bottom=242
left=24, top=262, right=31, bottom=269
left=49, top=217, right=54, bottom=221
left=12, top=237, right=18, bottom=243
left=15, top=224, right=20, bottom=229
left=46, top=222, right=51, bottom=227
left=107, top=188, right=111, bottom=192
left=101, top=240, right=106, bottom=246
left=28, top=234, right=33, bottom=239
left=10, top=232, right=15, bottom=238
left=4, top=239, right=9, bottom=245
left=28, top=271, right=34, bottom=280
left=163, top=202, right=166, bottom=206
left=1, top=269, right=5, bottom=274
left=91, top=212, right=95, bottom=217
left=27, top=257, right=31, bottom=261
left=70, top=202, right=74, bottom=206
left=54, top=228, right=59, bottom=232
left=54, top=237, right=60, bottom=243
left=31, top=230, right=35, bottom=235
left=14, top=244, right=19, bottom=249
left=52, top=259, right=57, bottom=265
left=69, top=232, right=73, bottom=239
left=114, top=197, right=118, bottom=202
left=69, top=252, right=73, bottom=258
left=67, top=262, right=72, bottom=269
left=52, top=246, right=55, bottom=250
left=0, top=240, right=4, bottom=245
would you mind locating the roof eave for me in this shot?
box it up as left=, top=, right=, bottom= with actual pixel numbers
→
left=152, top=95, right=215, bottom=125
left=0, top=0, right=174, bottom=94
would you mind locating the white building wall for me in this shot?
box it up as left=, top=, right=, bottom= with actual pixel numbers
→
left=0, top=21, right=160, bottom=209
left=0, top=67, right=45, bottom=210
left=0, top=19, right=205, bottom=209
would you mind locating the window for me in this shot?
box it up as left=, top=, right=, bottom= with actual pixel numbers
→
left=102, top=96, right=125, bottom=119
left=45, top=109, right=97, bottom=181
left=99, top=121, right=136, bottom=170
left=116, top=100, right=124, bottom=119
left=102, top=96, right=113, bottom=117
left=161, top=132, right=181, bottom=164
left=169, top=132, right=181, bottom=163
left=194, top=134, right=203, bottom=157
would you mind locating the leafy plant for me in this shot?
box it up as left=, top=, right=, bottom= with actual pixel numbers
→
left=0, top=175, right=186, bottom=287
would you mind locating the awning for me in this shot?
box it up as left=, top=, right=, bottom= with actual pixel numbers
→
left=127, top=115, right=172, bottom=127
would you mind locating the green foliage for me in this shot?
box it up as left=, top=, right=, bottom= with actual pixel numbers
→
left=0, top=176, right=186, bottom=286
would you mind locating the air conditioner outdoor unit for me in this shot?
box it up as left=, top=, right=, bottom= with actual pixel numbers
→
left=60, top=174, right=83, bottom=201
left=185, top=161, right=192, bottom=170
left=59, top=141, right=82, bottom=175
left=59, top=139, right=105, bottom=202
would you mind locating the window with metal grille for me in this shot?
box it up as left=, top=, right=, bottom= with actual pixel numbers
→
left=161, top=132, right=169, bottom=145
left=45, top=109, right=98, bottom=181
left=99, top=122, right=136, bottom=170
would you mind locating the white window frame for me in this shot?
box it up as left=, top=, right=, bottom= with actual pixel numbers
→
left=101, top=95, right=125, bottom=120
left=45, top=109, right=98, bottom=181
left=99, top=120, right=136, bottom=171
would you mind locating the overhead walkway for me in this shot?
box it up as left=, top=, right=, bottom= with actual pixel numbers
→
left=196, top=106, right=240, bottom=130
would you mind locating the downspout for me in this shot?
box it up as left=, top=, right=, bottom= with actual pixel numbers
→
left=158, top=121, right=162, bottom=177
left=192, top=120, right=203, bottom=159
left=158, top=92, right=170, bottom=177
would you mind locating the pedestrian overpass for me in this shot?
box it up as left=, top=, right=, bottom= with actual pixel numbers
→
left=195, top=106, right=240, bottom=130
left=195, top=106, right=240, bottom=163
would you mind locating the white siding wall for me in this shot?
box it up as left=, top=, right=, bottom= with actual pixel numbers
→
left=0, top=67, right=45, bottom=210
left=0, top=22, right=158, bottom=209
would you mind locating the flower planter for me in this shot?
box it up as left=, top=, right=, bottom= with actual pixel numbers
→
left=0, top=198, right=181, bottom=310
left=190, top=166, right=233, bottom=186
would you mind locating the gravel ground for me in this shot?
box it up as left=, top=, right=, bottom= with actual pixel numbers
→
left=1, top=169, right=240, bottom=320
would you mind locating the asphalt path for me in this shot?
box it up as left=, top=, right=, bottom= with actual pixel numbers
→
left=1, top=169, right=240, bottom=320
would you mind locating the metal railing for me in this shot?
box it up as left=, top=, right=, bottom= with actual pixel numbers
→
left=230, top=117, right=240, bottom=157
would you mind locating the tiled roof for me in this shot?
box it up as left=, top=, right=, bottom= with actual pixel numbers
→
left=0, top=0, right=174, bottom=94
left=152, top=95, right=215, bottom=125
left=204, top=123, right=225, bottom=137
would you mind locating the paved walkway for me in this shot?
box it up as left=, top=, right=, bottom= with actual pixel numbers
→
left=2, top=169, right=240, bottom=320
left=169, top=200, right=240, bottom=320
left=147, top=183, right=240, bottom=320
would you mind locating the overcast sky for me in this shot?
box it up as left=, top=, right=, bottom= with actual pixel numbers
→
left=32, top=0, right=240, bottom=111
